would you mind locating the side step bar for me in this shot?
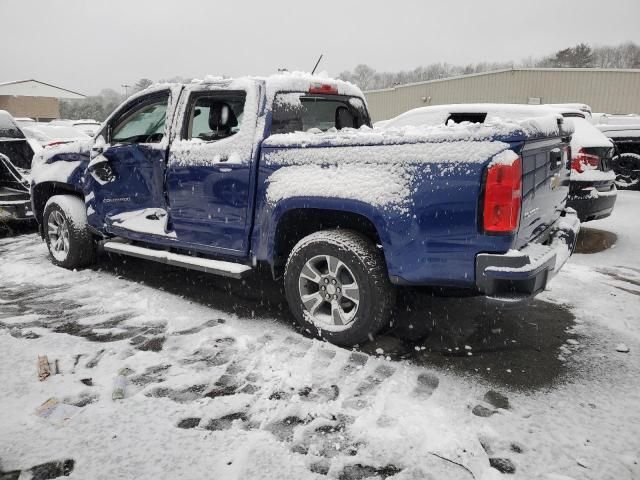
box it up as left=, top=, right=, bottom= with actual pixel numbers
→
left=103, top=241, right=252, bottom=279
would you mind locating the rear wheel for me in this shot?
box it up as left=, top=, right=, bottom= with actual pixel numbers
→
left=612, top=153, right=640, bottom=190
left=44, top=195, right=96, bottom=269
left=284, top=230, right=395, bottom=346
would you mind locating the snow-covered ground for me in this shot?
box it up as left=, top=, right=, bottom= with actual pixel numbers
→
left=1, top=192, right=639, bottom=480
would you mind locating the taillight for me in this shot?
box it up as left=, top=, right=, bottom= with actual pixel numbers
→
left=308, top=83, right=338, bottom=94
left=571, top=148, right=599, bottom=173
left=483, top=157, right=522, bottom=233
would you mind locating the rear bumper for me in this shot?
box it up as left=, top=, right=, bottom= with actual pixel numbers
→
left=475, top=210, right=580, bottom=299
left=567, top=182, right=617, bottom=222
left=0, top=199, right=33, bottom=220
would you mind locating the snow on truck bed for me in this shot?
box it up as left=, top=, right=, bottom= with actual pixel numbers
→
left=264, top=114, right=564, bottom=149
left=263, top=117, right=558, bottom=212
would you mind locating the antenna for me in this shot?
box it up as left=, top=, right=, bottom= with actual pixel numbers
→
left=311, top=54, right=323, bottom=75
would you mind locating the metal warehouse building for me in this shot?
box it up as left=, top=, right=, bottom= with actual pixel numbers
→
left=364, top=68, right=640, bottom=122
left=0, top=79, right=85, bottom=121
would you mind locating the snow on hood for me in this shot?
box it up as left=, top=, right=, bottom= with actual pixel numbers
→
left=30, top=138, right=92, bottom=185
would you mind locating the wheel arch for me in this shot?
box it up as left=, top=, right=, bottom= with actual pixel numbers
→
left=266, top=200, right=391, bottom=279
left=32, top=182, right=84, bottom=236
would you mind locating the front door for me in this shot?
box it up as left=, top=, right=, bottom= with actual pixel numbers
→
left=166, top=84, right=260, bottom=255
left=86, top=90, right=174, bottom=239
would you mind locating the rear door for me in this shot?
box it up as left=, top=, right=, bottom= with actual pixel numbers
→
left=165, top=82, right=261, bottom=255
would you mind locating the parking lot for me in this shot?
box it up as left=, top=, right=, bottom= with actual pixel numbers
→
left=0, top=191, right=638, bottom=480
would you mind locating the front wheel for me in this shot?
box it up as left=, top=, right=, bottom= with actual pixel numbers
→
left=43, top=195, right=96, bottom=269
left=284, top=230, right=395, bottom=346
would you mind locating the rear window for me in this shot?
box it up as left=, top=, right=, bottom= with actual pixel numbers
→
left=271, top=93, right=370, bottom=135
left=446, top=113, right=487, bottom=124
left=0, top=113, right=25, bottom=139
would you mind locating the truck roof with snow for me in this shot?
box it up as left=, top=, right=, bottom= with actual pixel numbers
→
left=29, top=72, right=579, bottom=345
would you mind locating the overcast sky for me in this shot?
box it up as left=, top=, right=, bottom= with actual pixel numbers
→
left=1, top=0, right=639, bottom=95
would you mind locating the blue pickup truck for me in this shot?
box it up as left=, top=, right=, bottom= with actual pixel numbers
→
left=30, top=73, right=579, bottom=345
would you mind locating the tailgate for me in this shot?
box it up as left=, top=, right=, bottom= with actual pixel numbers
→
left=514, top=135, right=571, bottom=249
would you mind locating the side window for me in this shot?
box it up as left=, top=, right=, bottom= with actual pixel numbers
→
left=111, top=96, right=168, bottom=144
left=184, top=92, right=246, bottom=141
left=271, top=93, right=369, bottom=135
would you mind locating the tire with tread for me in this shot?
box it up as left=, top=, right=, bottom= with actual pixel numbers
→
left=284, top=229, right=395, bottom=346
left=612, top=152, right=640, bottom=190
left=43, top=195, right=96, bottom=269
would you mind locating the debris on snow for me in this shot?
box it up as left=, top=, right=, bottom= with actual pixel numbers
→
left=112, top=367, right=133, bottom=400
left=489, top=457, right=516, bottom=474
left=615, top=343, right=630, bottom=353
left=472, top=405, right=496, bottom=417
left=37, top=355, right=51, bottom=381
left=35, top=398, right=82, bottom=425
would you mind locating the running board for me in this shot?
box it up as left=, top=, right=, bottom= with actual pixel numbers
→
left=103, top=241, right=252, bottom=279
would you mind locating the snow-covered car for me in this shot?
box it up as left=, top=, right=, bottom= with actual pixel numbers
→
left=547, top=103, right=593, bottom=118
left=593, top=114, right=640, bottom=189
left=382, top=104, right=617, bottom=222
left=0, top=111, right=35, bottom=220
left=22, top=124, right=90, bottom=149
left=50, top=119, right=102, bottom=137
left=560, top=110, right=617, bottom=221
